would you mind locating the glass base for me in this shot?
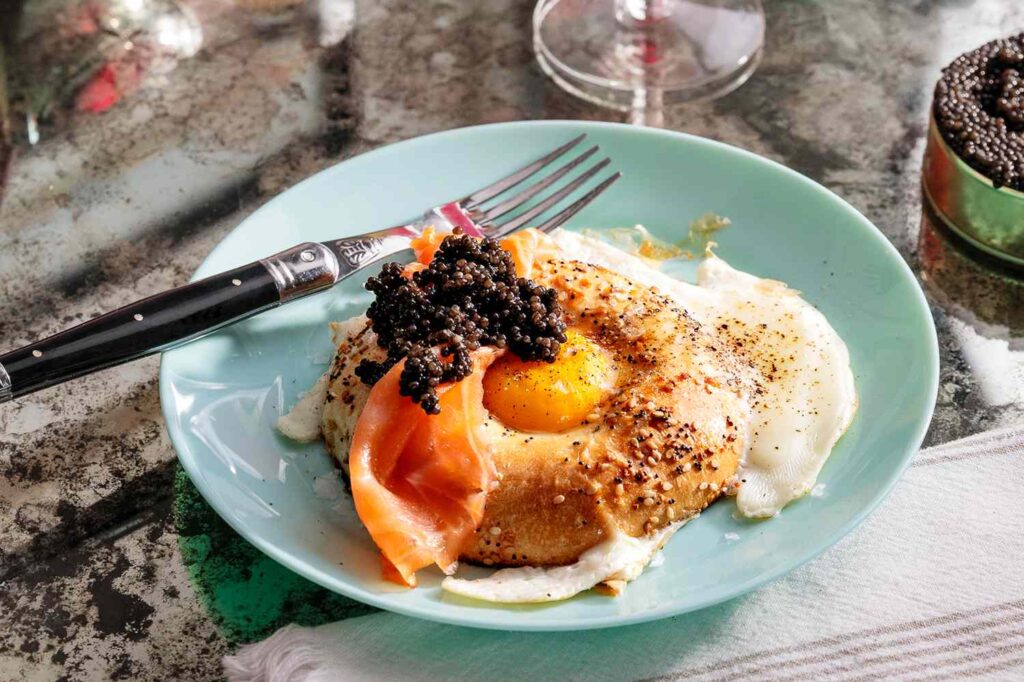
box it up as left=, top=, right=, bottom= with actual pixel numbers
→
left=533, top=0, right=765, bottom=115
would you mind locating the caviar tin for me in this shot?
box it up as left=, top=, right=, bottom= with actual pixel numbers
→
left=922, top=115, right=1024, bottom=267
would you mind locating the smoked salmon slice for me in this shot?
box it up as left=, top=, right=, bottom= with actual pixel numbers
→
left=410, top=226, right=558, bottom=277
left=349, top=349, right=500, bottom=586
left=498, top=228, right=559, bottom=277
left=410, top=226, right=447, bottom=265
left=351, top=226, right=557, bottom=586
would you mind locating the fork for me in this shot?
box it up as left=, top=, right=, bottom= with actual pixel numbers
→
left=0, top=135, right=620, bottom=403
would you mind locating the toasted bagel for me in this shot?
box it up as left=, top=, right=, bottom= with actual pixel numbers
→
left=322, top=259, right=753, bottom=567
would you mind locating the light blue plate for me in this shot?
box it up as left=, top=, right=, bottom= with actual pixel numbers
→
left=160, top=121, right=938, bottom=631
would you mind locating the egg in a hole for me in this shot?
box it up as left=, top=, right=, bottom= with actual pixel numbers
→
left=459, top=257, right=754, bottom=568
left=278, top=227, right=857, bottom=602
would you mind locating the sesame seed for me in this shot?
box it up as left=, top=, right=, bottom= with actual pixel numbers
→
left=643, top=497, right=655, bottom=507
left=553, top=494, right=566, bottom=505
left=667, top=507, right=676, bottom=520
left=615, top=483, right=625, bottom=496
left=683, top=462, right=693, bottom=472
left=699, top=481, right=709, bottom=491
left=661, top=481, right=673, bottom=491
left=231, top=278, right=242, bottom=286
left=489, top=526, right=502, bottom=536
left=133, top=313, right=144, bottom=322
left=31, top=350, right=42, bottom=358
left=710, top=482, right=720, bottom=492
left=646, top=456, right=657, bottom=466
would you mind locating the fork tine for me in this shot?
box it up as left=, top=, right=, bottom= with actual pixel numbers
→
left=478, top=146, right=600, bottom=222
left=462, top=134, right=586, bottom=208
left=531, top=173, right=623, bottom=234
left=490, top=157, right=611, bottom=234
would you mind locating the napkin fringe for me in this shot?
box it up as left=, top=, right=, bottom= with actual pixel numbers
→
left=223, top=624, right=337, bottom=682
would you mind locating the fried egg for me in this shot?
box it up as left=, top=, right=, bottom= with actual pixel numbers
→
left=459, top=257, right=753, bottom=568
left=694, top=257, right=858, bottom=517
left=279, top=227, right=857, bottom=602
left=550, top=230, right=858, bottom=517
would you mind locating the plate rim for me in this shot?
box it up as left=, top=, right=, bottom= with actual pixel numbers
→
left=160, top=119, right=940, bottom=631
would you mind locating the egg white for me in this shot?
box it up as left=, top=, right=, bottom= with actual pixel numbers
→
left=549, top=229, right=857, bottom=518
left=441, top=519, right=688, bottom=603
left=694, top=257, right=857, bottom=517
left=277, top=374, right=329, bottom=442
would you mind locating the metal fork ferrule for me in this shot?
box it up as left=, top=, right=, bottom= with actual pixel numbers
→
left=260, top=242, right=341, bottom=303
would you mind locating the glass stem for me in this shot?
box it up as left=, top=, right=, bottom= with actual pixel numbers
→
left=615, top=0, right=672, bottom=26
left=628, top=86, right=665, bottom=128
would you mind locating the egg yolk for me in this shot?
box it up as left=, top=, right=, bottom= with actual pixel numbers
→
left=483, top=330, right=614, bottom=432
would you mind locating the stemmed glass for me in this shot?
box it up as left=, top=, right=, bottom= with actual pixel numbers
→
left=534, top=0, right=765, bottom=126
left=6, top=0, right=202, bottom=144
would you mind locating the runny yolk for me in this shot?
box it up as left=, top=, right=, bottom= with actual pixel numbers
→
left=482, top=329, right=614, bottom=432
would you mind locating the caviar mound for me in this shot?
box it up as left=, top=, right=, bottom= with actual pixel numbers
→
left=934, top=33, right=1024, bottom=191
left=356, top=232, right=567, bottom=413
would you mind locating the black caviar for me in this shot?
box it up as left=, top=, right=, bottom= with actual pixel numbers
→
left=934, top=33, right=1024, bottom=191
left=355, top=232, right=567, bottom=414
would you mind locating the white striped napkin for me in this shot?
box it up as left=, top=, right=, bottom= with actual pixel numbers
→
left=224, top=424, right=1024, bottom=682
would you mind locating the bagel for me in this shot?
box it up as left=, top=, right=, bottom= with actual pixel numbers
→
left=321, top=257, right=754, bottom=567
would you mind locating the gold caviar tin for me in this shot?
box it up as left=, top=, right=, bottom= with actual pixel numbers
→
left=922, top=115, right=1024, bottom=267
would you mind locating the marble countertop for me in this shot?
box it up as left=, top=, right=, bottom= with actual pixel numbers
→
left=2, top=0, right=1023, bottom=679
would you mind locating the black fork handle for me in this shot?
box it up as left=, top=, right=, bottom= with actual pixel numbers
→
left=0, top=242, right=341, bottom=402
